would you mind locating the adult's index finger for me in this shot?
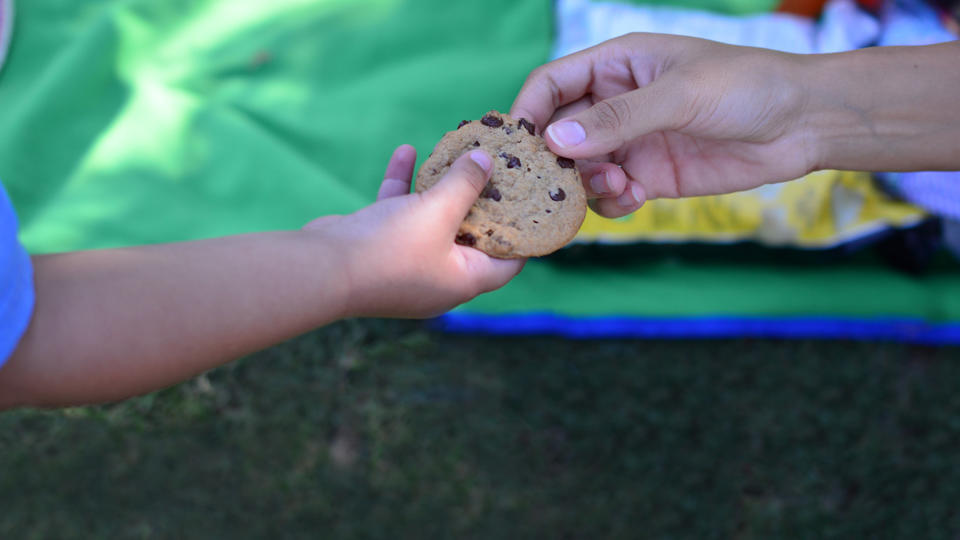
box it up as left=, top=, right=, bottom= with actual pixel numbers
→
left=509, top=46, right=605, bottom=135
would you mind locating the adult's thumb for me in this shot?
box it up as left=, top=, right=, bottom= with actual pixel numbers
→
left=543, top=83, right=682, bottom=159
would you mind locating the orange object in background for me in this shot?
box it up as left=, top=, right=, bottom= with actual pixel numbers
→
left=777, top=0, right=884, bottom=16
left=777, top=0, right=828, bottom=16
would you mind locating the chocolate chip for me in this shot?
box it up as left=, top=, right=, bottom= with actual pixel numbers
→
left=481, top=114, right=503, bottom=127
left=557, top=157, right=575, bottom=169
left=533, top=220, right=539, bottom=224
left=472, top=141, right=480, bottom=147
left=457, top=120, right=470, bottom=129
left=545, top=209, right=552, bottom=213
left=481, top=185, right=502, bottom=201
left=505, top=127, right=514, bottom=135
left=485, top=229, right=495, bottom=236
left=455, top=232, right=477, bottom=247
left=497, top=152, right=521, bottom=169
left=549, top=188, right=566, bottom=201
left=518, top=118, right=536, bottom=135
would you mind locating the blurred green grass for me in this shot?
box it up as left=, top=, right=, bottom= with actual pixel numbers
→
left=3, top=322, right=960, bottom=539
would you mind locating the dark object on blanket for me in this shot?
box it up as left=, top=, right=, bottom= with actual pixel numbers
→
left=875, top=219, right=942, bottom=276
left=932, top=0, right=959, bottom=13
left=930, top=0, right=960, bottom=28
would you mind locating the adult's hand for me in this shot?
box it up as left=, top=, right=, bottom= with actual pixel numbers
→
left=511, top=34, right=960, bottom=218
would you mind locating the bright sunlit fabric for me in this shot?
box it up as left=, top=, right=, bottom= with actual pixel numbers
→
left=0, top=182, right=33, bottom=366
left=3, top=0, right=960, bottom=343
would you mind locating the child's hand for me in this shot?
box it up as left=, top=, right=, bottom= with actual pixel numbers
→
left=1, top=144, right=523, bottom=408
left=304, top=145, right=525, bottom=319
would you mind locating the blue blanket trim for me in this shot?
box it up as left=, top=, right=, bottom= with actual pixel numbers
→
left=434, top=313, right=960, bottom=344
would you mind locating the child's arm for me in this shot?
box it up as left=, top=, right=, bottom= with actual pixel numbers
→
left=0, top=146, right=522, bottom=409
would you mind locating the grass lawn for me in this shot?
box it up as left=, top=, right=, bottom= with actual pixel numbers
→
left=2, top=320, right=960, bottom=539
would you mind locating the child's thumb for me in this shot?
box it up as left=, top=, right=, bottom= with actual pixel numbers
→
left=424, top=150, right=494, bottom=226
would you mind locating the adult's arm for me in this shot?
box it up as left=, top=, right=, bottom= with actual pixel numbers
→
left=510, top=35, right=960, bottom=217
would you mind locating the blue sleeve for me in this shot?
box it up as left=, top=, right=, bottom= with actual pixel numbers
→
left=0, top=182, right=35, bottom=366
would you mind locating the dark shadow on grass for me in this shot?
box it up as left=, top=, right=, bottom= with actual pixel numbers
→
left=3, top=320, right=960, bottom=538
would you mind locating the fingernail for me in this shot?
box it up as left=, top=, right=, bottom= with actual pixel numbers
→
left=617, top=184, right=644, bottom=208
left=589, top=173, right=609, bottom=195
left=546, top=121, right=586, bottom=148
left=469, top=150, right=492, bottom=172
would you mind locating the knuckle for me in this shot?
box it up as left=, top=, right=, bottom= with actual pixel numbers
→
left=525, top=66, right=560, bottom=104
left=618, top=32, right=652, bottom=53
left=526, top=64, right=548, bottom=85
left=591, top=98, right=632, bottom=133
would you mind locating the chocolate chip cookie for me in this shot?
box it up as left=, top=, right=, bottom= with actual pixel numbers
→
left=415, top=110, right=587, bottom=258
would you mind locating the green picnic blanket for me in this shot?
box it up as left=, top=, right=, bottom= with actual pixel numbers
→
left=2, top=0, right=959, bottom=342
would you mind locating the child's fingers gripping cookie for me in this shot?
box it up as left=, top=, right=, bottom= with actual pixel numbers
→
left=423, top=150, right=493, bottom=227
left=415, top=111, right=588, bottom=259
left=377, top=144, right=418, bottom=201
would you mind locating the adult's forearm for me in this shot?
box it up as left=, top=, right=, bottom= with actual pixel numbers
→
left=803, top=41, right=960, bottom=172
left=0, top=230, right=347, bottom=409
